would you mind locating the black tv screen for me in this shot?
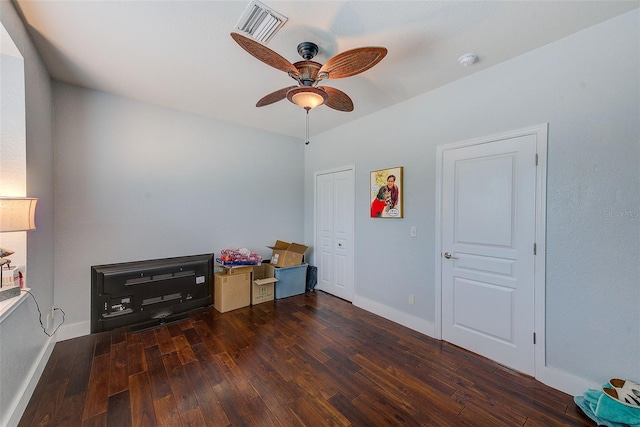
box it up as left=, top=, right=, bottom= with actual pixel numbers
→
left=91, top=253, right=213, bottom=333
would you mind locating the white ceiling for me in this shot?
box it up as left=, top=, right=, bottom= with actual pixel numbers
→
left=14, top=0, right=639, bottom=139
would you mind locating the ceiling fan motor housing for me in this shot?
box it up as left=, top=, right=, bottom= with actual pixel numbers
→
left=297, top=42, right=319, bottom=60
left=293, top=61, right=322, bottom=85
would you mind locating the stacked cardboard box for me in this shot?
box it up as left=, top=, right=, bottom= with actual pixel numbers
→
left=251, top=264, right=277, bottom=305
left=217, top=265, right=253, bottom=276
left=213, top=241, right=310, bottom=311
left=213, top=271, right=251, bottom=313
left=265, top=241, right=309, bottom=299
left=267, top=241, right=308, bottom=267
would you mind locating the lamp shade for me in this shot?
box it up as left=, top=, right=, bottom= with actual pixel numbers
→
left=287, top=87, right=329, bottom=110
left=0, top=197, right=37, bottom=232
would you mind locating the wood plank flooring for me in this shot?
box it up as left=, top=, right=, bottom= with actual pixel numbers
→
left=19, top=291, right=593, bottom=426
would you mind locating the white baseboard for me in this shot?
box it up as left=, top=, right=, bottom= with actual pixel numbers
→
left=352, top=295, right=436, bottom=338
left=4, top=336, right=56, bottom=427
left=536, top=365, right=599, bottom=396
left=56, top=320, right=90, bottom=342
left=352, top=295, right=597, bottom=397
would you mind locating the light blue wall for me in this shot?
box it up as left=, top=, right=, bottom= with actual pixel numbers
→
left=53, top=84, right=305, bottom=336
left=0, top=1, right=55, bottom=426
left=304, top=10, right=640, bottom=388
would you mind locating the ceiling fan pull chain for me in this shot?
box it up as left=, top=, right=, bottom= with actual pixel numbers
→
left=305, top=108, right=310, bottom=145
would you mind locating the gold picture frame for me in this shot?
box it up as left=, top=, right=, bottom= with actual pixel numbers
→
left=370, top=166, right=403, bottom=218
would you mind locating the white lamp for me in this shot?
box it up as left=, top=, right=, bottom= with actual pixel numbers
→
left=0, top=197, right=37, bottom=301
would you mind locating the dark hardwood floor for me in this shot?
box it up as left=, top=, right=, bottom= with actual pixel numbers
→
left=19, top=291, right=593, bottom=426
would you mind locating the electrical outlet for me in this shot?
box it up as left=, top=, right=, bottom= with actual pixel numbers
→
left=408, top=294, right=415, bottom=305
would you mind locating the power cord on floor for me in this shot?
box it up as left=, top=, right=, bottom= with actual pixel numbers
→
left=21, top=289, right=65, bottom=337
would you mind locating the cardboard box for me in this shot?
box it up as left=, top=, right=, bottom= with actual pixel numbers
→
left=251, top=264, right=278, bottom=305
left=213, top=272, right=250, bottom=313
left=252, top=264, right=269, bottom=280
left=267, top=240, right=308, bottom=267
left=252, top=278, right=277, bottom=305
left=217, top=265, right=254, bottom=276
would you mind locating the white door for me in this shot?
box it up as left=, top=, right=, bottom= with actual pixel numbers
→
left=315, top=168, right=354, bottom=301
left=441, top=134, right=537, bottom=374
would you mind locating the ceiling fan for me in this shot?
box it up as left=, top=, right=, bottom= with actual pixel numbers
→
left=230, top=32, right=387, bottom=112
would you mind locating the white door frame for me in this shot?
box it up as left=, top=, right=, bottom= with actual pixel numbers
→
left=313, top=165, right=356, bottom=299
left=434, top=124, right=547, bottom=376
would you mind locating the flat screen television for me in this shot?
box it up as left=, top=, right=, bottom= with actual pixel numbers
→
left=91, top=253, right=213, bottom=333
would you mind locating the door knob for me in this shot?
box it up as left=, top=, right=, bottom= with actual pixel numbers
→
left=444, top=252, right=458, bottom=259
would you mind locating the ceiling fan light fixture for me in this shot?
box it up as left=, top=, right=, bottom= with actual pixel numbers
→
left=287, top=87, right=328, bottom=110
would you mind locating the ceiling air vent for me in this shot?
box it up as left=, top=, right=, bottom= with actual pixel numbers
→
left=234, top=0, right=287, bottom=44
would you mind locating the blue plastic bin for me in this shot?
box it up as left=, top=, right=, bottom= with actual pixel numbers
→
left=274, top=264, right=308, bottom=299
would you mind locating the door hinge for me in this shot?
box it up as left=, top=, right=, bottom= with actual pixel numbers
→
left=533, top=243, right=537, bottom=255
left=535, top=153, right=538, bottom=166
left=533, top=332, right=536, bottom=344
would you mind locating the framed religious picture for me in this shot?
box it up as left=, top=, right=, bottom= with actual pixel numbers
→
left=370, top=166, right=403, bottom=218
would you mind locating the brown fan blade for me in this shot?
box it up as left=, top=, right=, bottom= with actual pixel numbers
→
left=319, top=47, right=387, bottom=79
left=322, top=87, right=354, bottom=112
left=231, top=33, right=299, bottom=76
left=256, top=86, right=298, bottom=107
